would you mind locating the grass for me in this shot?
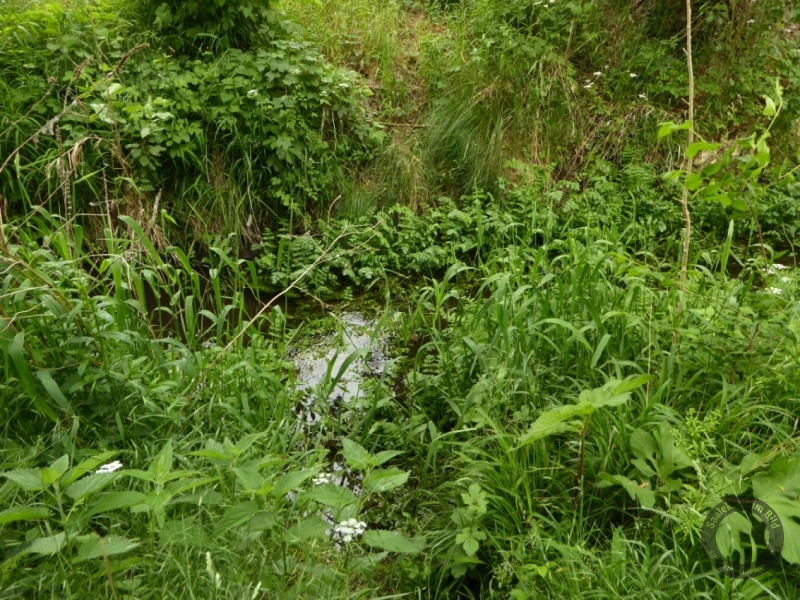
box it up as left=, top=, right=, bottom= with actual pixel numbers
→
left=1, top=0, right=800, bottom=598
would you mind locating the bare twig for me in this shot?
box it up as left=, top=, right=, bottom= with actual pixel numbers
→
left=678, top=0, right=695, bottom=314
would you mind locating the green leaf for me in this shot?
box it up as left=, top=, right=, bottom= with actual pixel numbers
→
left=371, top=450, right=403, bottom=467
left=517, top=403, right=593, bottom=446
left=752, top=454, right=800, bottom=564
left=715, top=511, right=753, bottom=563
left=686, top=141, right=721, bottom=160
left=578, top=379, right=634, bottom=409
left=363, top=468, right=410, bottom=493
left=149, top=439, right=173, bottom=482
left=597, top=473, right=656, bottom=509
left=763, top=95, right=777, bottom=116
left=456, top=526, right=487, bottom=556
left=272, top=468, right=320, bottom=498
left=28, top=532, right=66, bottom=556
left=657, top=121, right=691, bottom=139
left=340, top=438, right=371, bottom=470
left=42, top=455, right=70, bottom=485
left=87, top=492, right=147, bottom=517
left=0, top=506, right=50, bottom=524
left=2, top=469, right=45, bottom=492
left=303, top=484, right=356, bottom=508
left=284, top=516, right=329, bottom=544
left=65, top=473, right=119, bottom=501
left=233, top=467, right=268, bottom=494
left=214, top=501, right=258, bottom=535
left=62, top=452, right=118, bottom=487
left=630, top=423, right=692, bottom=482
left=35, top=370, right=74, bottom=415
left=76, top=535, right=139, bottom=561
left=363, top=530, right=424, bottom=554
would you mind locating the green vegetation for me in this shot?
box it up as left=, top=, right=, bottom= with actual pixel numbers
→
left=2, top=0, right=800, bottom=598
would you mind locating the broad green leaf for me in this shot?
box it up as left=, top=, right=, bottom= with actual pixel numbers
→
left=303, top=483, right=356, bottom=508
left=340, top=438, right=371, bottom=470
left=517, top=403, right=593, bottom=446
left=363, top=468, right=409, bottom=493
left=158, top=518, right=211, bottom=548
left=0, top=506, right=49, bottom=524
left=363, top=530, right=424, bottom=554
left=612, top=375, right=650, bottom=395
left=284, top=516, right=329, bottom=544
left=87, top=491, right=147, bottom=516
left=686, top=141, right=721, bottom=160
left=657, top=120, right=691, bottom=139
left=597, top=473, right=655, bottom=509
left=630, top=423, right=692, bottom=482
left=42, top=455, right=70, bottom=485
left=272, top=468, right=320, bottom=498
left=752, top=455, right=800, bottom=564
left=214, top=501, right=258, bottom=535
left=578, top=379, right=633, bottom=409
left=715, top=511, right=753, bottom=564
left=123, top=469, right=156, bottom=483
left=763, top=95, right=777, bottom=116
left=28, top=532, right=66, bottom=556
left=456, top=526, right=487, bottom=556
left=76, top=535, right=139, bottom=561
left=233, top=467, right=268, bottom=494
left=371, top=450, right=403, bottom=467
left=65, top=473, right=119, bottom=501
left=62, top=452, right=118, bottom=487
left=351, top=551, right=390, bottom=573
left=149, top=440, right=173, bottom=482
left=2, top=469, right=45, bottom=492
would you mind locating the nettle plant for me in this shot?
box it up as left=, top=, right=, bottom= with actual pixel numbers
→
left=599, top=422, right=800, bottom=567
left=0, top=435, right=424, bottom=587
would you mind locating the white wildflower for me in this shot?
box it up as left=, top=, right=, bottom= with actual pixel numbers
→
left=771, top=263, right=788, bottom=270
left=639, top=94, right=647, bottom=99
left=593, top=71, right=602, bottom=77
left=629, top=73, right=638, bottom=78
left=782, top=277, right=791, bottom=283
left=332, top=518, right=367, bottom=543
left=246, top=89, right=259, bottom=98
left=584, top=82, right=594, bottom=89
left=312, top=473, right=335, bottom=486
left=201, top=340, right=215, bottom=349
left=96, top=460, right=123, bottom=474
left=747, top=19, right=755, bottom=24
left=767, top=287, right=782, bottom=295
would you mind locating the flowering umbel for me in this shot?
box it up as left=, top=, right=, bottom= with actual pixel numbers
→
left=332, top=519, right=367, bottom=543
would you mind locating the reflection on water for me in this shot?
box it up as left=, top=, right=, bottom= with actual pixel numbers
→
left=291, top=312, right=391, bottom=424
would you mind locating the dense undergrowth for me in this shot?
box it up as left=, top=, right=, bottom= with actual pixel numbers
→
left=2, top=0, right=800, bottom=599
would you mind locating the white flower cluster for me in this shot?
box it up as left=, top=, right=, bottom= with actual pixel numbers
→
left=768, top=263, right=788, bottom=275
left=332, top=519, right=367, bottom=543
left=312, top=473, right=335, bottom=486
left=247, top=89, right=259, bottom=98
left=96, top=461, right=123, bottom=474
